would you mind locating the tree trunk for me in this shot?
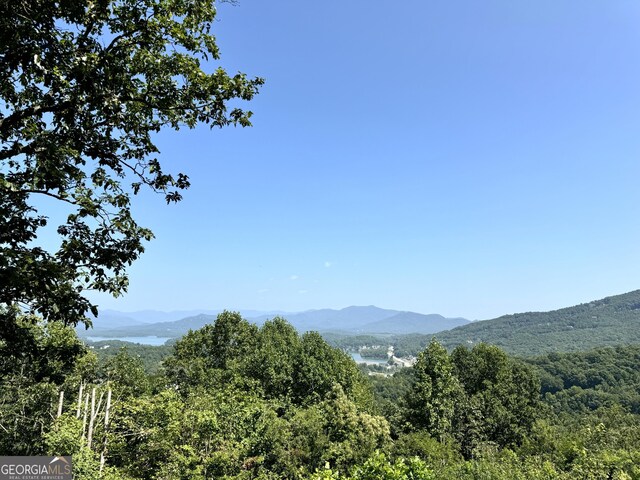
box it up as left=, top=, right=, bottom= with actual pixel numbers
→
left=56, top=390, right=64, bottom=418
left=99, top=388, right=112, bottom=473
left=87, top=388, right=96, bottom=449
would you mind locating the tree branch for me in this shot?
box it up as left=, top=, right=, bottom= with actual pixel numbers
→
left=0, top=100, right=72, bottom=139
left=0, top=141, right=39, bottom=161
left=21, top=189, right=79, bottom=206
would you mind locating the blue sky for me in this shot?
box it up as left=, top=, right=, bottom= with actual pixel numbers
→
left=89, top=0, right=640, bottom=319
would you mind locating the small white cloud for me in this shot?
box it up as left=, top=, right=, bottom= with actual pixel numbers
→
left=290, top=275, right=299, bottom=281
left=258, top=289, right=269, bottom=294
left=298, top=290, right=308, bottom=294
left=324, top=261, right=332, bottom=268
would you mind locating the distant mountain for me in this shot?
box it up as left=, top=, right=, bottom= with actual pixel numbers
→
left=235, top=306, right=468, bottom=335
left=83, top=313, right=218, bottom=338
left=358, top=312, right=469, bottom=334
left=104, top=309, right=216, bottom=324
left=81, top=291, right=640, bottom=356
left=80, top=308, right=291, bottom=334
left=249, top=306, right=402, bottom=332
left=80, top=306, right=470, bottom=339
left=92, top=308, right=289, bottom=324
left=402, top=290, right=640, bottom=356
left=81, top=311, right=145, bottom=330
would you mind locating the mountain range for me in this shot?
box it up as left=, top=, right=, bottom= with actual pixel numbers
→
left=79, top=306, right=470, bottom=338
left=80, top=289, right=640, bottom=357
left=84, top=308, right=289, bottom=328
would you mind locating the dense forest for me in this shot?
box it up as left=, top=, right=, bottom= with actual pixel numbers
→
left=329, top=290, right=640, bottom=358
left=2, top=311, right=639, bottom=479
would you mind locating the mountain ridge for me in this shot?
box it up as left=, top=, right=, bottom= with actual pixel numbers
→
left=82, top=306, right=470, bottom=338
left=392, top=289, right=640, bottom=356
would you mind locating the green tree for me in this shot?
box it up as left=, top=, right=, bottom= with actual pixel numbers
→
left=164, top=311, right=259, bottom=390
left=110, top=386, right=292, bottom=479
left=0, top=314, right=89, bottom=454
left=293, top=331, right=371, bottom=408
left=404, top=339, right=461, bottom=441
left=0, top=0, right=263, bottom=327
left=348, top=451, right=435, bottom=480
left=309, top=452, right=435, bottom=480
left=245, top=317, right=301, bottom=401
left=451, top=344, right=540, bottom=457
left=103, top=348, right=150, bottom=398
left=293, top=385, right=390, bottom=474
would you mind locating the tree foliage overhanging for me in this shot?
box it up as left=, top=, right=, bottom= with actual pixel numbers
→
left=0, top=0, right=263, bottom=326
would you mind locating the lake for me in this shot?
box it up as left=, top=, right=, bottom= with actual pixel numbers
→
left=86, top=336, right=172, bottom=346
left=350, top=352, right=389, bottom=365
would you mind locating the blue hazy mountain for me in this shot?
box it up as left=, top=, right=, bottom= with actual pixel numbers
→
left=82, top=308, right=289, bottom=331
left=357, top=312, right=469, bottom=334
left=247, top=306, right=402, bottom=332
left=83, top=306, right=470, bottom=338
left=83, top=311, right=145, bottom=330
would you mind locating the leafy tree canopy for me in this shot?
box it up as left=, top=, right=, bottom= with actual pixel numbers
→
left=405, top=339, right=461, bottom=441
left=0, top=314, right=91, bottom=454
left=402, top=341, right=540, bottom=459
left=165, top=312, right=375, bottom=411
left=0, top=0, right=263, bottom=326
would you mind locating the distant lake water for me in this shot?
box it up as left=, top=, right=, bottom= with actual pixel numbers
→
left=350, top=352, right=388, bottom=365
left=86, top=336, right=172, bottom=346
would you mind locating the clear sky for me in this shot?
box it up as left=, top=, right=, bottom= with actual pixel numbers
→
left=88, top=0, right=640, bottom=320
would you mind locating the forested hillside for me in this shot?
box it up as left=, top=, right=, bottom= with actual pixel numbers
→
left=340, top=290, right=640, bottom=357
left=2, top=312, right=639, bottom=479
left=434, top=290, right=640, bottom=355
left=528, top=345, right=640, bottom=415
